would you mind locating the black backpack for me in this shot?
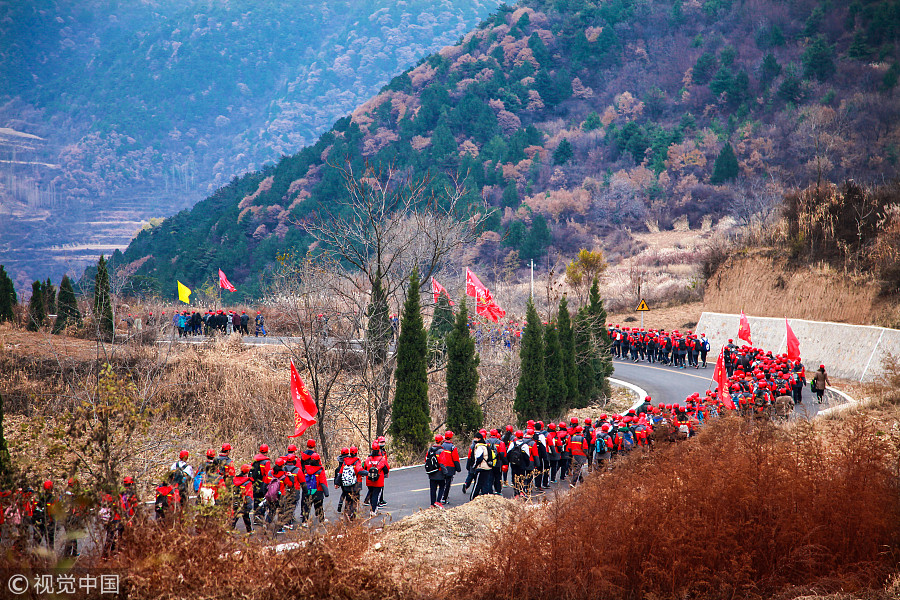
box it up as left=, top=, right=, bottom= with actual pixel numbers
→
left=424, top=447, right=441, bottom=474
left=507, top=443, right=529, bottom=468
left=155, top=492, right=169, bottom=515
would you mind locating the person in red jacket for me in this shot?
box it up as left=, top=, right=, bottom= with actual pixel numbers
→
left=557, top=423, right=570, bottom=481
left=545, top=422, right=560, bottom=483
left=440, top=431, right=461, bottom=504
left=275, top=459, right=299, bottom=532
left=486, top=429, right=507, bottom=494
left=363, top=443, right=389, bottom=516
left=250, top=444, right=272, bottom=503
left=506, top=431, right=532, bottom=497
left=567, top=426, right=589, bottom=487
left=299, top=453, right=328, bottom=526
left=231, top=464, right=255, bottom=532
left=426, top=435, right=450, bottom=508
left=335, top=447, right=366, bottom=520
left=154, top=478, right=176, bottom=523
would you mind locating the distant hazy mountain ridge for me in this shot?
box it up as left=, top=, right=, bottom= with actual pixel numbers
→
left=0, top=0, right=504, bottom=289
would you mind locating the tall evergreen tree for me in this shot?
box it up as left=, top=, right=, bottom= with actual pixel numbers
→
left=26, top=280, right=46, bottom=332
left=43, top=277, right=57, bottom=317
left=93, top=255, right=114, bottom=338
left=429, top=294, right=455, bottom=340
left=574, top=307, right=597, bottom=406
left=0, top=266, right=15, bottom=323
left=427, top=293, right=455, bottom=365
left=0, top=393, right=14, bottom=489
left=390, top=269, right=431, bottom=451
left=710, top=143, right=739, bottom=184
left=366, top=269, right=391, bottom=364
left=446, top=299, right=482, bottom=436
left=543, top=321, right=567, bottom=418
left=588, top=278, right=613, bottom=395
left=514, top=299, right=548, bottom=425
left=53, top=275, right=82, bottom=334
left=557, top=296, right=579, bottom=410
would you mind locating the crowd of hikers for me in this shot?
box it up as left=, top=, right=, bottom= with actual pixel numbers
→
left=149, top=310, right=268, bottom=337
left=2, top=325, right=830, bottom=556
left=608, top=324, right=712, bottom=368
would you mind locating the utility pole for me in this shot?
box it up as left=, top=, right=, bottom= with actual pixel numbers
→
left=530, top=259, right=534, bottom=300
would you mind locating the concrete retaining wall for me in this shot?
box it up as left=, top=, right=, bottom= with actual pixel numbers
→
left=696, top=312, right=900, bottom=381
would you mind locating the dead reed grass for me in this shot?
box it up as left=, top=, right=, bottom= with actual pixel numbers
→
left=452, top=417, right=900, bottom=600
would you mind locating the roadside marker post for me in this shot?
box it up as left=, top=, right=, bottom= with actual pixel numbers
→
left=636, top=299, right=649, bottom=329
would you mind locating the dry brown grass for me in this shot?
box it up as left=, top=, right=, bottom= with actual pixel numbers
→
left=451, top=416, right=900, bottom=600
left=1, top=517, right=413, bottom=600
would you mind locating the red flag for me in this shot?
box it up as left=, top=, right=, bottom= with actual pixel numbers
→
left=466, top=269, right=505, bottom=322
left=738, top=310, right=752, bottom=345
left=431, top=277, right=454, bottom=306
left=218, top=269, right=237, bottom=292
left=785, top=318, right=800, bottom=361
left=465, top=268, right=487, bottom=298
left=713, top=347, right=735, bottom=410
left=288, top=359, right=317, bottom=437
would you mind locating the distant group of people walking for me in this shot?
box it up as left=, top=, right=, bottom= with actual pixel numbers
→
left=139, top=309, right=267, bottom=337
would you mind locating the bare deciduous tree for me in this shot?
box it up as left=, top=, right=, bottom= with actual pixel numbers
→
left=301, top=161, right=489, bottom=299
left=264, top=253, right=365, bottom=461
left=298, top=162, right=491, bottom=439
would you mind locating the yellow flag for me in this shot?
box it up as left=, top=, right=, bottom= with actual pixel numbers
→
left=177, top=281, right=191, bottom=304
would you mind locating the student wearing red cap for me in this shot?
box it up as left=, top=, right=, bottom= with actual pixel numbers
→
left=812, top=364, right=830, bottom=404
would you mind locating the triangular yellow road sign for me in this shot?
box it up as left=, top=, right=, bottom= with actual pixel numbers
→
left=636, top=299, right=650, bottom=311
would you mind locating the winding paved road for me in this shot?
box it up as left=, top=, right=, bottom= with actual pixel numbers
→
left=317, top=357, right=715, bottom=522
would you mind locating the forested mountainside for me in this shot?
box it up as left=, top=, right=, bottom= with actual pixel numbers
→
left=0, top=0, right=503, bottom=290
left=110, top=0, right=900, bottom=300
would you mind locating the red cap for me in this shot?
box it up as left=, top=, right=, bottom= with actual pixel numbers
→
left=340, top=447, right=349, bottom=455
left=444, top=431, right=454, bottom=440
left=575, top=426, right=583, bottom=433
left=259, top=444, right=269, bottom=454
left=584, top=418, right=592, bottom=425
left=371, top=442, right=380, bottom=451
left=124, top=476, right=134, bottom=485
left=505, top=425, right=513, bottom=432
left=310, top=453, right=320, bottom=462
left=287, top=444, right=297, bottom=453
left=349, top=446, right=358, bottom=454
left=435, top=434, right=444, bottom=443
left=221, top=443, right=232, bottom=452
left=179, top=450, right=189, bottom=460
left=548, top=423, right=557, bottom=431
left=275, top=457, right=286, bottom=467
left=241, top=464, right=250, bottom=473
left=570, top=417, right=578, bottom=424
left=206, top=449, right=215, bottom=459
left=43, top=480, right=53, bottom=491
left=515, top=430, right=524, bottom=438
left=306, top=439, right=316, bottom=449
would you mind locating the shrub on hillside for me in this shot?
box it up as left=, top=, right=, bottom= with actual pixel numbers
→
left=453, top=417, right=900, bottom=600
